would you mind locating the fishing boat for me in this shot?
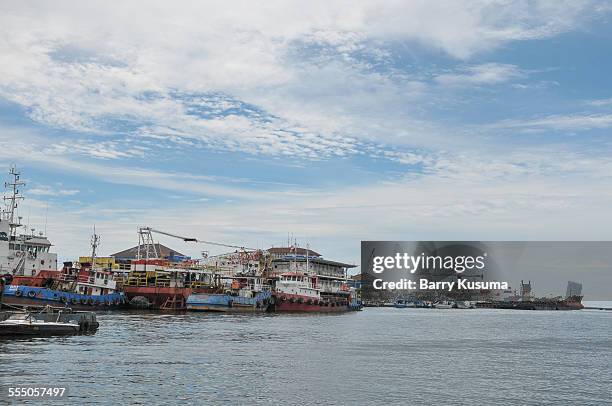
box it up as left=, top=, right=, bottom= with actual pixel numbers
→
left=267, top=246, right=357, bottom=313
left=271, top=272, right=351, bottom=312
left=0, top=168, right=125, bottom=310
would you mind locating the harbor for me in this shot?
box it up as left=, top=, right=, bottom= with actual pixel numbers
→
left=2, top=3, right=612, bottom=404
left=1, top=168, right=598, bottom=338
left=0, top=168, right=365, bottom=336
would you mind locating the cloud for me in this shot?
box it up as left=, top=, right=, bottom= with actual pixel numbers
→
left=0, top=1, right=603, bottom=159
left=587, top=98, right=612, bottom=107
left=434, top=63, right=523, bottom=86
left=29, top=148, right=612, bottom=263
left=490, top=113, right=612, bottom=131
left=28, top=185, right=79, bottom=197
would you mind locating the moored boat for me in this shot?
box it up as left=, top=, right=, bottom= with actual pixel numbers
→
left=0, top=168, right=126, bottom=310
left=122, top=259, right=218, bottom=310
left=271, top=272, right=352, bottom=312
left=433, top=301, right=454, bottom=309
left=0, top=315, right=80, bottom=336
left=187, top=277, right=272, bottom=312
left=0, top=306, right=99, bottom=336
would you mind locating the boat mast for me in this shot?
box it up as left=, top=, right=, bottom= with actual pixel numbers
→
left=91, top=226, right=100, bottom=270
left=2, top=166, right=25, bottom=238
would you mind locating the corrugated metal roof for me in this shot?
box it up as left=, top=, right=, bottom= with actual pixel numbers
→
left=110, top=244, right=186, bottom=260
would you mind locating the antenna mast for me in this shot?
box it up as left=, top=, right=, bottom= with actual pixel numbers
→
left=2, top=166, right=25, bottom=237
left=91, top=226, right=100, bottom=270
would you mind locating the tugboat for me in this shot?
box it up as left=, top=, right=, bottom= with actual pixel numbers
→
left=0, top=167, right=125, bottom=310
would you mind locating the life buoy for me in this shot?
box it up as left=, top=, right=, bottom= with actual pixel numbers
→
left=15, top=290, right=23, bottom=297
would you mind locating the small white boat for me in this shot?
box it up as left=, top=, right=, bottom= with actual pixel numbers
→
left=433, top=301, right=454, bottom=309
left=0, top=314, right=80, bottom=336
left=455, top=301, right=474, bottom=309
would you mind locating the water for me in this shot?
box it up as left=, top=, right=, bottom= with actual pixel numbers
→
left=1, top=307, right=611, bottom=405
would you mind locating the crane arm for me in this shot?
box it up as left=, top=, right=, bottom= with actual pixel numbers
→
left=140, top=227, right=255, bottom=250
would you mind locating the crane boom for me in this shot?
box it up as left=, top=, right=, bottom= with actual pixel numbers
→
left=140, top=227, right=255, bottom=251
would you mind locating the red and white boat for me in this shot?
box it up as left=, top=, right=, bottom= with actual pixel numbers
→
left=271, top=272, right=351, bottom=312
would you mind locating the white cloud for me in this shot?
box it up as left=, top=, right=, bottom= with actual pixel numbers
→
left=490, top=113, right=612, bottom=131
left=1, top=0, right=611, bottom=293
left=24, top=148, right=612, bottom=267
left=0, top=1, right=602, bottom=158
left=28, top=185, right=79, bottom=197
left=587, top=98, right=612, bottom=107
left=434, top=63, right=523, bottom=86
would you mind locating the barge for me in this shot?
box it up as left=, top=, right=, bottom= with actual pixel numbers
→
left=187, top=277, right=272, bottom=312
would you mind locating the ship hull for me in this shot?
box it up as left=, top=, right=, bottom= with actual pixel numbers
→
left=123, top=286, right=192, bottom=311
left=476, top=300, right=584, bottom=310
left=272, top=293, right=350, bottom=313
left=0, top=320, right=80, bottom=336
left=2, top=285, right=126, bottom=311
left=187, top=292, right=272, bottom=313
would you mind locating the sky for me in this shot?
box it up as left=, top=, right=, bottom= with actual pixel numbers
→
left=0, top=1, right=611, bottom=297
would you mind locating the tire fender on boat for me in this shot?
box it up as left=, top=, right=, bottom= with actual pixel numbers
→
left=27, top=290, right=36, bottom=298
left=15, top=289, right=23, bottom=297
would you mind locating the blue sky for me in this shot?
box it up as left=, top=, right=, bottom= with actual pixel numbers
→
left=1, top=1, right=612, bottom=289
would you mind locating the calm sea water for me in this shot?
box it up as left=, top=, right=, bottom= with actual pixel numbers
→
left=1, top=305, right=611, bottom=405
